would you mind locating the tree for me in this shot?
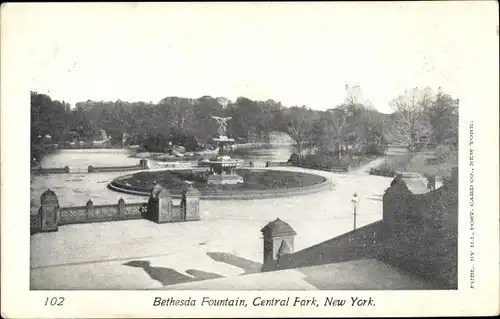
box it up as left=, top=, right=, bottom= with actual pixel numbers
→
left=310, top=111, right=338, bottom=155
left=385, top=87, right=435, bottom=153
left=426, top=88, right=459, bottom=146
left=158, top=96, right=196, bottom=135
left=30, top=91, right=73, bottom=163
left=325, top=107, right=356, bottom=157
left=285, top=106, right=317, bottom=154
left=344, top=84, right=374, bottom=109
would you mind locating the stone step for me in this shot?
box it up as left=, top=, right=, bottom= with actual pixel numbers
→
left=367, top=194, right=384, bottom=201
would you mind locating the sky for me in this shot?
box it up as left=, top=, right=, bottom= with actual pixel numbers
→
left=7, top=2, right=494, bottom=113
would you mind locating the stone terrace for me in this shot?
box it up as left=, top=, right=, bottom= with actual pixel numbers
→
left=30, top=159, right=418, bottom=290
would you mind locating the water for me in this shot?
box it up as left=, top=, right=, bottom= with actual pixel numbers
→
left=39, top=146, right=295, bottom=169
left=39, top=149, right=138, bottom=169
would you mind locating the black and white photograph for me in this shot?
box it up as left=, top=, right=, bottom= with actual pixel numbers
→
left=1, top=1, right=498, bottom=318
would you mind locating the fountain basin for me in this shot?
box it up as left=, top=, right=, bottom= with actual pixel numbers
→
left=108, top=168, right=332, bottom=200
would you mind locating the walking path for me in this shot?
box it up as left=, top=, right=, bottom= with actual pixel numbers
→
left=30, top=158, right=410, bottom=290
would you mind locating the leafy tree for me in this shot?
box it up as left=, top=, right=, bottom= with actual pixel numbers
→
left=426, top=88, right=459, bottom=146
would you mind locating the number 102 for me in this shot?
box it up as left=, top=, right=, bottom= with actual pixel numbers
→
left=45, top=297, right=64, bottom=306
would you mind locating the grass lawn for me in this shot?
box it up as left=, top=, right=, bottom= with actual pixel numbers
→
left=377, top=147, right=457, bottom=179
left=114, top=169, right=327, bottom=194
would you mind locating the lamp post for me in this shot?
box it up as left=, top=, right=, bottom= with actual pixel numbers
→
left=351, top=192, right=359, bottom=230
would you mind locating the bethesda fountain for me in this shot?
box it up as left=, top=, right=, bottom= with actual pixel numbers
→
left=108, top=115, right=331, bottom=199
left=200, top=116, right=244, bottom=185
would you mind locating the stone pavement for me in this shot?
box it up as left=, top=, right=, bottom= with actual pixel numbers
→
left=30, top=159, right=418, bottom=290
left=156, top=259, right=437, bottom=290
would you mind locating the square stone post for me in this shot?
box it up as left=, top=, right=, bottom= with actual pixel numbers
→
left=39, top=189, right=60, bottom=232
left=182, top=184, right=201, bottom=221
left=261, top=218, right=297, bottom=272
left=155, top=186, right=173, bottom=223
left=117, top=198, right=126, bottom=220
left=139, top=159, right=148, bottom=169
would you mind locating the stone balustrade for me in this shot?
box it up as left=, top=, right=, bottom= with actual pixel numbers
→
left=31, top=160, right=149, bottom=175
left=31, top=182, right=201, bottom=234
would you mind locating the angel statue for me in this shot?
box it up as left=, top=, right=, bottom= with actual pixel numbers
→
left=211, top=116, right=232, bottom=136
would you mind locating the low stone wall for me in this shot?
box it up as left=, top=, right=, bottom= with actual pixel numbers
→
left=88, top=159, right=148, bottom=173
left=369, top=168, right=395, bottom=177
left=31, top=160, right=149, bottom=175
left=265, top=221, right=384, bottom=272
left=30, top=215, right=41, bottom=234
left=265, top=161, right=291, bottom=167
left=31, top=166, right=70, bottom=175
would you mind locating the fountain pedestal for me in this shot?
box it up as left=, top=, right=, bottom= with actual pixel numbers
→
left=203, top=135, right=244, bottom=185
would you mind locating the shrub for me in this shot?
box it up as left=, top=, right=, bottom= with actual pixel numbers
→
left=369, top=165, right=396, bottom=177
left=361, top=144, right=386, bottom=157
left=435, top=144, right=458, bottom=163
left=301, top=154, right=350, bottom=169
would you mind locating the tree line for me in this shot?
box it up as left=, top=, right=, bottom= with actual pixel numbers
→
left=30, top=85, right=458, bottom=163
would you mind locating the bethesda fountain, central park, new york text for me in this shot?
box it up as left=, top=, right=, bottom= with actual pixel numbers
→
left=200, top=116, right=244, bottom=185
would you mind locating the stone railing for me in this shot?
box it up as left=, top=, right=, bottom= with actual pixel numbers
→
left=31, top=166, right=70, bottom=175
left=31, top=160, right=149, bottom=175
left=260, top=167, right=458, bottom=289
left=265, top=161, right=291, bottom=167
left=31, top=183, right=201, bottom=234
left=88, top=159, right=148, bottom=173
left=58, top=199, right=145, bottom=225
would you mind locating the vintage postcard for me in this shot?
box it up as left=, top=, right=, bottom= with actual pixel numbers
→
left=1, top=1, right=499, bottom=318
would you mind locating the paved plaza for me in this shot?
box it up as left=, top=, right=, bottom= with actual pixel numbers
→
left=30, top=158, right=429, bottom=290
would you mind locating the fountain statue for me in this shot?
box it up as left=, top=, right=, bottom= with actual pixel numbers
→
left=199, top=116, right=244, bottom=185
left=211, top=116, right=231, bottom=136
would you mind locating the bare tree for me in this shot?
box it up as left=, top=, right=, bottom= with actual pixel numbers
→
left=385, top=87, right=435, bottom=153
left=344, top=84, right=374, bottom=109
left=286, top=106, right=316, bottom=155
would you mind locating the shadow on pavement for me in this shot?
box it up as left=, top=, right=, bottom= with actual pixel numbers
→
left=206, top=252, right=262, bottom=274
left=124, top=260, right=224, bottom=286
left=185, top=269, right=224, bottom=280
left=296, top=259, right=438, bottom=290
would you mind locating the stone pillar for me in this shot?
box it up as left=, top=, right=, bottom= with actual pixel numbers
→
left=261, top=218, right=297, bottom=272
left=85, top=199, right=94, bottom=221
left=147, top=184, right=162, bottom=221
left=139, top=159, right=148, bottom=169
left=117, top=198, right=126, bottom=219
left=182, top=184, right=201, bottom=221
left=155, top=186, right=173, bottom=223
left=38, top=189, right=60, bottom=232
